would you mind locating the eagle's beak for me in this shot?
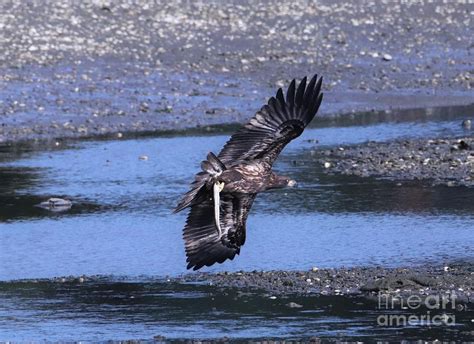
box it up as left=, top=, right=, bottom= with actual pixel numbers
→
left=288, top=179, right=297, bottom=187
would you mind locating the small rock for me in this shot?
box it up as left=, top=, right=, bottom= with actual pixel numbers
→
left=312, top=266, right=319, bottom=272
left=382, top=53, right=393, bottom=61
left=36, top=198, right=72, bottom=212
left=458, top=140, right=470, bottom=150
left=462, top=119, right=471, bottom=129
left=139, top=155, right=149, bottom=161
left=139, top=102, right=149, bottom=112
left=286, top=302, right=303, bottom=308
left=276, top=80, right=285, bottom=88
left=324, top=162, right=331, bottom=168
left=117, top=132, right=123, bottom=138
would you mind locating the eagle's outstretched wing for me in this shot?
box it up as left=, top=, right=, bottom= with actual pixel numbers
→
left=217, top=74, right=323, bottom=166
left=183, top=193, right=256, bottom=270
left=177, top=74, right=323, bottom=270
left=174, top=74, right=323, bottom=214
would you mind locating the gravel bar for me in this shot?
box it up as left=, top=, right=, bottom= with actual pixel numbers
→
left=317, top=136, right=474, bottom=187
left=179, top=262, right=474, bottom=303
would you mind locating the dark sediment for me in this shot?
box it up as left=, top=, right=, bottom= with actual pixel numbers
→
left=316, top=136, right=474, bottom=187
left=179, top=262, right=474, bottom=304
left=0, top=1, right=473, bottom=143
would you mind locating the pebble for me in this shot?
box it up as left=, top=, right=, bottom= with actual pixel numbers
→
left=462, top=119, right=471, bottom=129
left=382, top=53, right=393, bottom=61
left=286, top=302, right=303, bottom=308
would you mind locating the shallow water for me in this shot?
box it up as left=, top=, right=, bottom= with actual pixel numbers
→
left=0, top=105, right=473, bottom=340
left=0, top=279, right=473, bottom=341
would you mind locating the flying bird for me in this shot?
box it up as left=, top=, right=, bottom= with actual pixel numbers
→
left=174, top=74, right=323, bottom=270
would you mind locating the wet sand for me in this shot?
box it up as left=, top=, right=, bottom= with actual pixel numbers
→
left=1, top=1, right=473, bottom=143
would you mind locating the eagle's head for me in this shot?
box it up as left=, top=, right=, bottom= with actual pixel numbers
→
left=269, top=174, right=297, bottom=189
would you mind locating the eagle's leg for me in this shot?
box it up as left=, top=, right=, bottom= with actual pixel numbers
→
left=213, top=181, right=225, bottom=237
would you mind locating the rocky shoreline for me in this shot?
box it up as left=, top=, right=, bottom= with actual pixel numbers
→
left=6, top=261, right=473, bottom=304
left=179, top=262, right=474, bottom=304
left=316, top=136, right=474, bottom=187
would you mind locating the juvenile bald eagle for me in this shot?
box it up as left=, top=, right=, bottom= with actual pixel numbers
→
left=175, top=74, right=323, bottom=270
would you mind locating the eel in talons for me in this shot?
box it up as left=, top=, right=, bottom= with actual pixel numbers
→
left=213, top=181, right=225, bottom=237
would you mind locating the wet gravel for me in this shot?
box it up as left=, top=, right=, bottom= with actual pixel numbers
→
left=316, top=136, right=474, bottom=187
left=180, top=262, right=474, bottom=303
left=0, top=1, right=473, bottom=143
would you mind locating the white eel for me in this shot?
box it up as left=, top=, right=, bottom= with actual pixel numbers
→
left=213, top=181, right=225, bottom=237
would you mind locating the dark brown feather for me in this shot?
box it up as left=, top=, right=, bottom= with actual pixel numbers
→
left=183, top=193, right=256, bottom=270
left=217, top=74, right=323, bottom=166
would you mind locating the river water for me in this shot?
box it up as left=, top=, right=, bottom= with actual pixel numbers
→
left=0, top=105, right=473, bottom=340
